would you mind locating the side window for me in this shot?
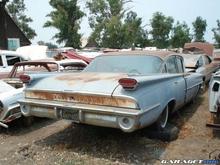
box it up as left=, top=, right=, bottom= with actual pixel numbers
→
left=166, top=57, right=178, bottom=73
left=197, top=56, right=204, bottom=67
left=176, top=57, right=184, bottom=73
left=204, top=56, right=212, bottom=64
left=6, top=55, right=21, bottom=66
left=0, top=56, right=3, bottom=66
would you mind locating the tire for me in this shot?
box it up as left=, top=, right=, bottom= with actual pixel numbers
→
left=156, top=106, right=169, bottom=131
left=200, top=80, right=206, bottom=94
left=22, top=116, right=34, bottom=127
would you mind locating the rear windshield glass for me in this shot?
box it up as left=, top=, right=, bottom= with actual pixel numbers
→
left=84, top=55, right=163, bottom=75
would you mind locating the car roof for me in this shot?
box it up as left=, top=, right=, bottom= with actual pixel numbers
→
left=13, top=58, right=87, bottom=66
left=101, top=50, right=180, bottom=60
left=0, top=50, right=24, bottom=56
left=180, top=54, right=202, bottom=59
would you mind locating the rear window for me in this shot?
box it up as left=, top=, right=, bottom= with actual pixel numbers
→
left=6, top=55, right=21, bottom=66
left=84, top=55, right=163, bottom=75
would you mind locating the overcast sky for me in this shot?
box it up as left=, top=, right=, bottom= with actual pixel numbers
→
left=24, top=0, right=220, bottom=45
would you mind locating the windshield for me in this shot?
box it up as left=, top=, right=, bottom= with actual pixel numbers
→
left=84, top=55, right=163, bottom=75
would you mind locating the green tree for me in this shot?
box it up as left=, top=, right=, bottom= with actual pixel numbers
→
left=87, top=0, right=147, bottom=48
left=44, top=0, right=84, bottom=48
left=192, top=16, right=207, bottom=42
left=150, top=12, right=174, bottom=49
left=171, top=21, right=192, bottom=48
left=212, top=20, right=220, bottom=48
left=7, top=0, right=36, bottom=39
left=87, top=0, right=127, bottom=48
left=122, top=11, right=149, bottom=48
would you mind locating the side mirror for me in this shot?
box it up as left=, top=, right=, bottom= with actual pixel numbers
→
left=212, top=82, right=220, bottom=92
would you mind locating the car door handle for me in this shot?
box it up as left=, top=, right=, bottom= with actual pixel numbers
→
left=174, top=81, right=179, bottom=84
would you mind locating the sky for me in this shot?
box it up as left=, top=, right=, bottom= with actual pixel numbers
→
left=24, top=0, right=220, bottom=46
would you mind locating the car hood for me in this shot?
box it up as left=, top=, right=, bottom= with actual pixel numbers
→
left=28, top=72, right=129, bottom=95
left=0, top=80, right=15, bottom=94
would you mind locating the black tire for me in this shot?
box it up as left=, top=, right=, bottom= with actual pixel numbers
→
left=200, top=80, right=206, bottom=94
left=22, top=116, right=34, bottom=127
left=156, top=106, right=169, bottom=131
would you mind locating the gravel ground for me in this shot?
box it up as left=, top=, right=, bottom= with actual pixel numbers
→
left=0, top=91, right=220, bottom=165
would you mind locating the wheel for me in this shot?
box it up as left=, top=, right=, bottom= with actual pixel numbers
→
left=210, top=113, right=219, bottom=124
left=156, top=106, right=169, bottom=131
left=22, top=116, right=34, bottom=127
left=200, top=80, right=206, bottom=94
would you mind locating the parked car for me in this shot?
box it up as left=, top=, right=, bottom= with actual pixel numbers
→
left=0, top=59, right=87, bottom=128
left=207, top=71, right=220, bottom=128
left=0, top=50, right=28, bottom=78
left=19, top=51, right=203, bottom=132
left=181, top=54, right=219, bottom=83
left=212, top=49, right=220, bottom=66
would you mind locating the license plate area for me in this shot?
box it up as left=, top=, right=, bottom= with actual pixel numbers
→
left=61, top=109, right=79, bottom=122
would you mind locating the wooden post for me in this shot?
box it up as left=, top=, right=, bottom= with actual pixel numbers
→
left=0, top=0, right=9, bottom=49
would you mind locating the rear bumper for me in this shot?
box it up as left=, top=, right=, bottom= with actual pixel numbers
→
left=0, top=104, right=21, bottom=123
left=19, top=99, right=160, bottom=132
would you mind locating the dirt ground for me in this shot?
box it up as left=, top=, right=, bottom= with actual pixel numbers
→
left=0, top=91, right=220, bottom=165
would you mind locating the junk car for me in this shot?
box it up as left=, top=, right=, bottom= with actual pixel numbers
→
left=19, top=51, right=203, bottom=132
left=0, top=59, right=87, bottom=128
left=181, top=54, right=218, bottom=83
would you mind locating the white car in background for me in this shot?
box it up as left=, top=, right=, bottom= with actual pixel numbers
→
left=0, top=50, right=28, bottom=75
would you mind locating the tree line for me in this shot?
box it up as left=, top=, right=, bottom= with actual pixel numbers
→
left=6, top=0, right=220, bottom=49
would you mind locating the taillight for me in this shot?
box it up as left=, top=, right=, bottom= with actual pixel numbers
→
left=118, top=78, right=138, bottom=90
left=19, top=74, right=31, bottom=83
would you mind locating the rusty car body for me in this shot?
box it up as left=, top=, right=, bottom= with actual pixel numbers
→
left=19, top=51, right=203, bottom=132
left=0, top=59, right=87, bottom=128
left=181, top=54, right=219, bottom=83
left=213, top=49, right=220, bottom=67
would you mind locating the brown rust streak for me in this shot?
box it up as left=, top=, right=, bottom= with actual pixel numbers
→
left=55, top=73, right=128, bottom=83
left=26, top=91, right=136, bottom=109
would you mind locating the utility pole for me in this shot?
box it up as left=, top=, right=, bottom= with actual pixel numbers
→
left=0, top=0, right=9, bottom=49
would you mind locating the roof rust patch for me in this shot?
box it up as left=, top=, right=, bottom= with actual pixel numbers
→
left=184, top=42, right=214, bottom=56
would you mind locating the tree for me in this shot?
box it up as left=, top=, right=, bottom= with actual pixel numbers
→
left=212, top=20, right=220, bottom=48
left=150, top=12, right=174, bottom=49
left=192, top=16, right=207, bottom=42
left=44, top=0, right=84, bottom=48
left=87, top=0, right=147, bottom=48
left=170, top=21, right=192, bottom=48
left=122, top=11, right=149, bottom=48
left=7, top=0, right=36, bottom=39
left=87, top=0, right=127, bottom=48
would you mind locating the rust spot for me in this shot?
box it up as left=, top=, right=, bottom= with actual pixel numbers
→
left=55, top=73, right=128, bottom=83
left=26, top=91, right=137, bottom=109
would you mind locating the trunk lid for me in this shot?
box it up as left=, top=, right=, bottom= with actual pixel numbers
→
left=28, top=72, right=128, bottom=95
